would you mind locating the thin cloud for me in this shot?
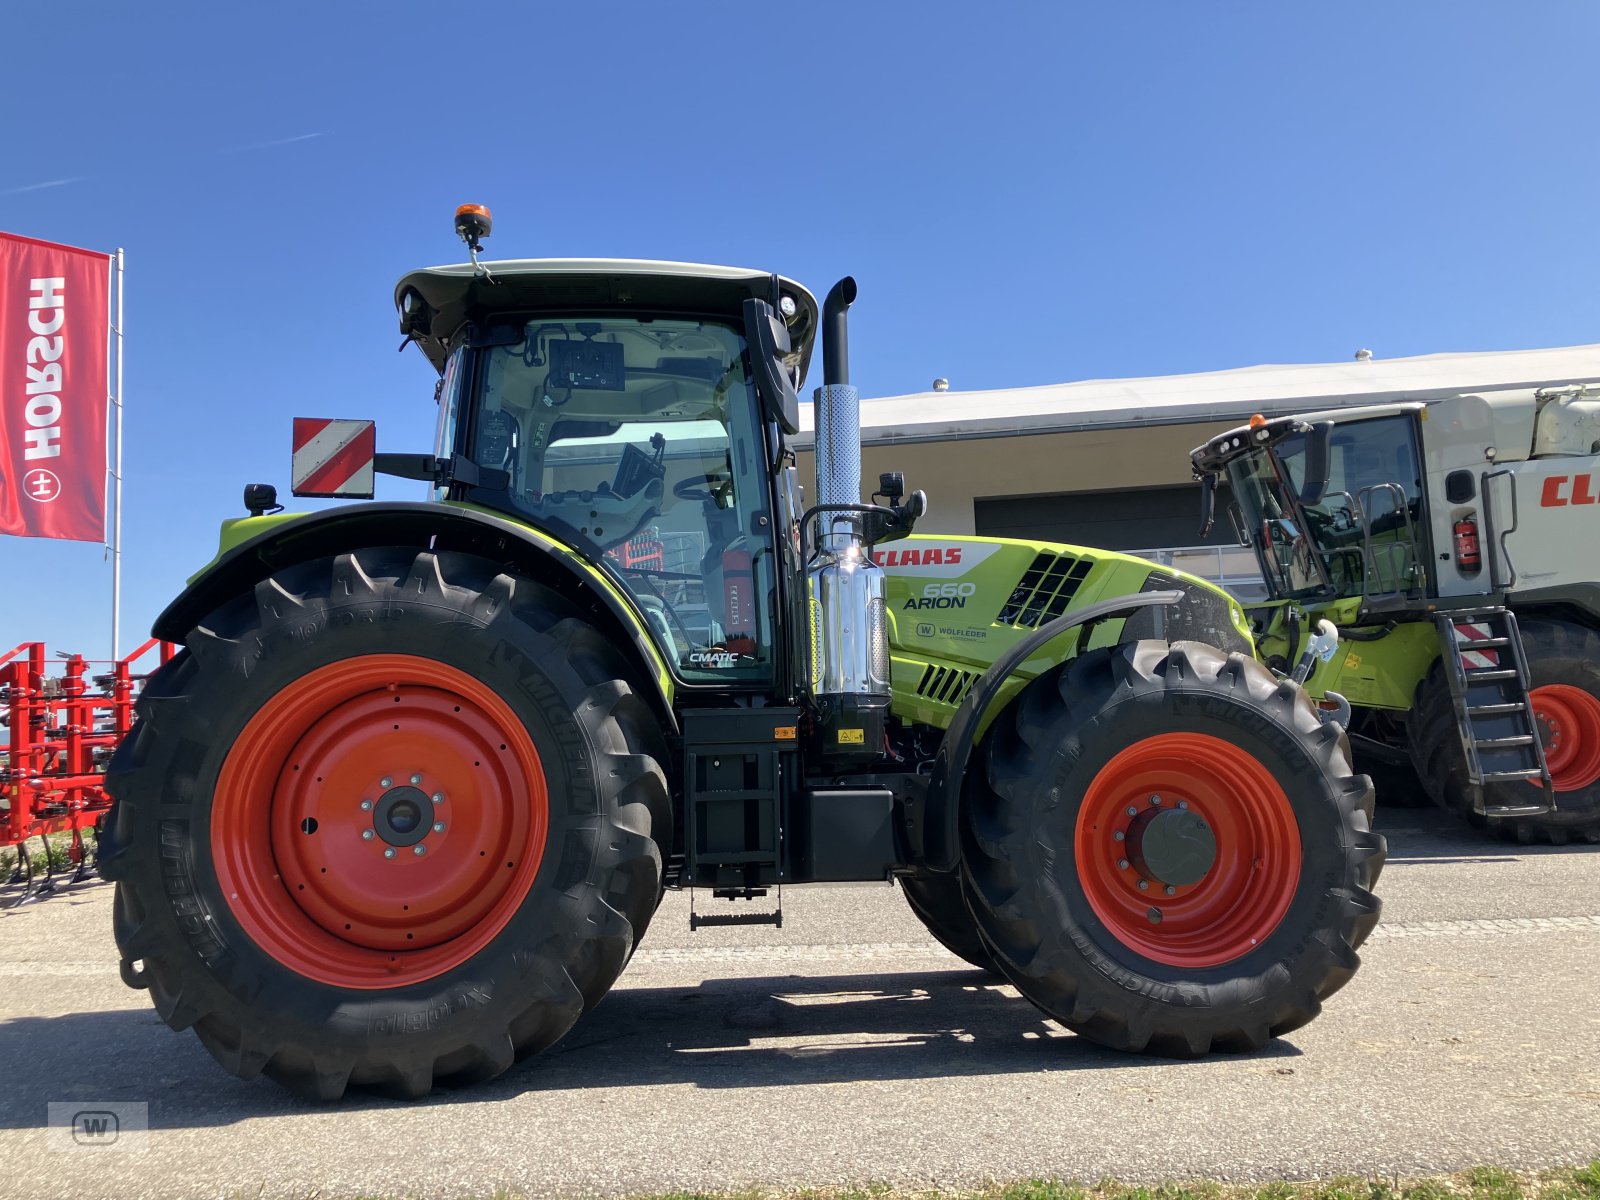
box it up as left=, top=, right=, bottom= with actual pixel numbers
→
left=223, top=132, right=324, bottom=154
left=2, top=177, right=84, bottom=195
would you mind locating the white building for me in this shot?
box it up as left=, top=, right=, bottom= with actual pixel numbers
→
left=796, top=343, right=1600, bottom=597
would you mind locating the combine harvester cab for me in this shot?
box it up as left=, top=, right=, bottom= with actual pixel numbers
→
left=98, top=206, right=1384, bottom=1100
left=1193, top=390, right=1600, bottom=844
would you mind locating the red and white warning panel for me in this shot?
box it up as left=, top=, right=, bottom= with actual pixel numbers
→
left=291, top=418, right=376, bottom=499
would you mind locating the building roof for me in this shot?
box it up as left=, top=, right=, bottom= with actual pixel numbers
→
left=797, top=343, right=1600, bottom=447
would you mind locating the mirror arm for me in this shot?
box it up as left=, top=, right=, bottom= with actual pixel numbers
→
left=1197, top=470, right=1218, bottom=537
left=374, top=453, right=509, bottom=491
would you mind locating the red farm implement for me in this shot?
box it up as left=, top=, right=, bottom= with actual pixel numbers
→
left=1, top=638, right=173, bottom=906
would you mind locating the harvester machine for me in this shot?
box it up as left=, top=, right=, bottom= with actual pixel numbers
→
left=1193, top=384, right=1600, bottom=843
left=98, top=207, right=1384, bottom=1099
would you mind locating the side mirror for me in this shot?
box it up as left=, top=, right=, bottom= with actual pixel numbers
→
left=1299, top=421, right=1334, bottom=506
left=743, top=298, right=800, bottom=434
left=291, top=418, right=376, bottom=499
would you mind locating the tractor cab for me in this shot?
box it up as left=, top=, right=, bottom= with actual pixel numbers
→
left=395, top=261, right=816, bottom=686
left=1194, top=405, right=1431, bottom=615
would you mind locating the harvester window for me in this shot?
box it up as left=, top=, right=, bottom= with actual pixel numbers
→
left=467, top=316, right=775, bottom=684
left=1233, top=414, right=1426, bottom=602
left=1282, top=415, right=1425, bottom=599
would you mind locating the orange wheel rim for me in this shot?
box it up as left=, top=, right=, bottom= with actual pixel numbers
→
left=1530, top=684, right=1600, bottom=793
left=1073, top=732, right=1302, bottom=968
left=212, top=654, right=547, bottom=989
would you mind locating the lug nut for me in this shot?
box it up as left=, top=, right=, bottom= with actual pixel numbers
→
left=433, top=823, right=445, bottom=833
left=1150, top=794, right=1162, bottom=806
left=383, top=848, right=396, bottom=859
left=432, top=792, right=445, bottom=804
left=360, top=799, right=373, bottom=811
left=1137, top=879, right=1149, bottom=891
left=410, top=774, right=423, bottom=785
left=1126, top=806, right=1138, bottom=817
left=380, top=777, right=393, bottom=789
left=1117, top=858, right=1130, bottom=870
left=1113, top=830, right=1125, bottom=842
left=1177, top=800, right=1189, bottom=810
left=413, top=845, right=426, bottom=856
left=361, top=830, right=375, bottom=841
left=1164, top=885, right=1176, bottom=896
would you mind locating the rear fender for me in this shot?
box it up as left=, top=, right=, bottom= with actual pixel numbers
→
left=915, top=590, right=1182, bottom=871
left=153, top=502, right=678, bottom=732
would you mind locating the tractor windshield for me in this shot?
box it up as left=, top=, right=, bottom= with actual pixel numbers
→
left=467, top=316, right=775, bottom=685
left=1231, top=414, right=1426, bottom=602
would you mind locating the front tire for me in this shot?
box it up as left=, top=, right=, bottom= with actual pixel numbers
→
left=961, top=641, right=1384, bottom=1057
left=98, top=549, right=668, bottom=1100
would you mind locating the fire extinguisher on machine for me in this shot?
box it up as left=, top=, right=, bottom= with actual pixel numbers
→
left=1453, top=514, right=1482, bottom=574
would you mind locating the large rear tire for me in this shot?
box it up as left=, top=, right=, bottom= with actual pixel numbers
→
left=1410, top=616, right=1600, bottom=845
left=98, top=549, right=668, bottom=1100
left=961, top=641, right=1384, bottom=1057
left=898, top=870, right=1000, bottom=974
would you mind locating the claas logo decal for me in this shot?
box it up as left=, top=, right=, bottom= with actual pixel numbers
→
left=1541, top=474, right=1598, bottom=507
left=878, top=546, right=962, bottom=567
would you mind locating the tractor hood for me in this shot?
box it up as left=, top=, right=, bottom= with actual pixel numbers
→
left=395, top=258, right=819, bottom=380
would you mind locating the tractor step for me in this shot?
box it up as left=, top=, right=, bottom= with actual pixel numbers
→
left=1435, top=608, right=1555, bottom=817
left=1481, top=803, right=1552, bottom=818
left=689, top=909, right=784, bottom=930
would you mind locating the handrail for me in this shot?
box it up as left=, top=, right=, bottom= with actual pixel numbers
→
left=1482, top=468, right=1521, bottom=591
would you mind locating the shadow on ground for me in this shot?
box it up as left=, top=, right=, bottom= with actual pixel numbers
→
left=1374, top=805, right=1600, bottom=865
left=0, top=965, right=1300, bottom=1128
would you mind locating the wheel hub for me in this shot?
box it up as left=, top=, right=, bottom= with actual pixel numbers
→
left=1128, top=807, right=1217, bottom=887
left=373, top=785, right=435, bottom=848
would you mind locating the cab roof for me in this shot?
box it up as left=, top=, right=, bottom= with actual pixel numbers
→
left=394, top=258, right=819, bottom=378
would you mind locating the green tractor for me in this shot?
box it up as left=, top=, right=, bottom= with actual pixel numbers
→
left=1192, top=392, right=1600, bottom=844
left=98, top=207, right=1384, bottom=1100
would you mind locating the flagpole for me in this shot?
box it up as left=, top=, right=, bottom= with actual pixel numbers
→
left=110, top=248, right=124, bottom=662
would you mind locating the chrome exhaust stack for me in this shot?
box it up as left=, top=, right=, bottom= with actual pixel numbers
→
left=807, top=278, right=891, bottom=765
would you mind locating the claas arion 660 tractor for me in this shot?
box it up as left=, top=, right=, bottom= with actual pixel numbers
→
left=1192, top=386, right=1600, bottom=844
left=98, top=207, right=1383, bottom=1100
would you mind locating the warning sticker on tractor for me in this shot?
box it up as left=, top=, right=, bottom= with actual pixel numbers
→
left=836, top=728, right=865, bottom=745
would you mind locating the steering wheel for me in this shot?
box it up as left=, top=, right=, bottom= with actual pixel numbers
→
left=673, top=467, right=734, bottom=503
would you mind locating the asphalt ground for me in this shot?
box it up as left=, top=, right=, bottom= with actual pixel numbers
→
left=1, top=806, right=1597, bottom=1200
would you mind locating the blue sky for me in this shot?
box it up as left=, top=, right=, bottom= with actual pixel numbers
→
left=3, top=2, right=1597, bottom=659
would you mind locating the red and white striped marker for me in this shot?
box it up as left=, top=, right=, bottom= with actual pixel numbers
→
left=1453, top=621, right=1501, bottom=670
left=291, top=418, right=376, bottom=499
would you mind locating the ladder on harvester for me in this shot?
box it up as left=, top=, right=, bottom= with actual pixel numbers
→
left=1435, top=608, right=1555, bottom=817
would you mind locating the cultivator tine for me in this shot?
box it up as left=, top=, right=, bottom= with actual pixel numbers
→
left=69, top=828, right=94, bottom=885
left=1, top=844, right=28, bottom=909
left=4, top=845, right=24, bottom=887
left=24, top=834, right=57, bottom=902
left=7, top=839, right=37, bottom=906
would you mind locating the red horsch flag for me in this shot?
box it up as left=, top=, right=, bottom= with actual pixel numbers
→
left=0, top=232, right=111, bottom=541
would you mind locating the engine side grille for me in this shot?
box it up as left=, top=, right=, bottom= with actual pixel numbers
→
left=996, top=552, right=1094, bottom=628
left=914, top=663, right=978, bottom=707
